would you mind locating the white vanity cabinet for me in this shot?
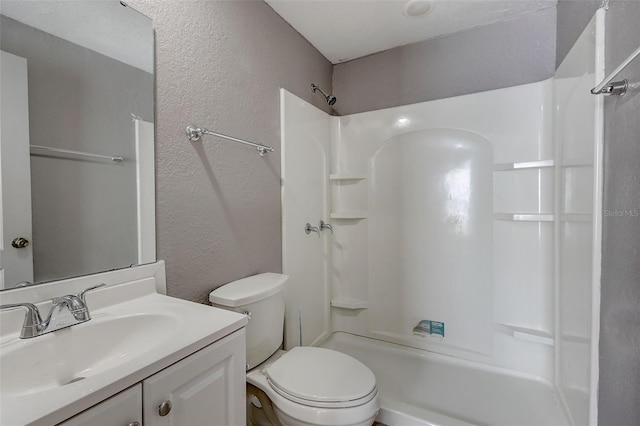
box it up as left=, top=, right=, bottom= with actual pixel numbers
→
left=143, top=329, right=246, bottom=426
left=57, top=329, right=246, bottom=426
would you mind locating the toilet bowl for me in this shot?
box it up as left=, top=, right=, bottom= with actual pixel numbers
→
left=210, top=273, right=380, bottom=426
left=247, top=348, right=379, bottom=426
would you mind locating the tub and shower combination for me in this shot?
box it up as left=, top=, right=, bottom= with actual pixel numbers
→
left=281, top=12, right=603, bottom=426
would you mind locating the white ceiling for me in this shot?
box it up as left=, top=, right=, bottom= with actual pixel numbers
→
left=265, top=0, right=557, bottom=64
left=1, top=1, right=153, bottom=73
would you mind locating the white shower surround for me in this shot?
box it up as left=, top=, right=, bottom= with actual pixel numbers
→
left=331, top=80, right=554, bottom=376
left=280, top=10, right=603, bottom=425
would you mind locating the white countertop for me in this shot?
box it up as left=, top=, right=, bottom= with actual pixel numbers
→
left=0, top=277, right=247, bottom=426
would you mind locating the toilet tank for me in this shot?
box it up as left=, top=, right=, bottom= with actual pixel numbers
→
left=209, top=273, right=288, bottom=369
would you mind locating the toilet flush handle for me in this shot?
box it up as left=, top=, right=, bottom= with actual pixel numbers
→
left=242, top=310, right=252, bottom=319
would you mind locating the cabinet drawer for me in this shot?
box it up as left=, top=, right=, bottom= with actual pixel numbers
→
left=58, top=384, right=142, bottom=426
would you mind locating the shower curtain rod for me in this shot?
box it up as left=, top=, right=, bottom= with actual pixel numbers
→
left=591, top=44, right=640, bottom=95
left=186, top=125, right=274, bottom=156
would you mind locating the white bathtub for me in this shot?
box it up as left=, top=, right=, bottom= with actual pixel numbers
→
left=321, top=332, right=569, bottom=426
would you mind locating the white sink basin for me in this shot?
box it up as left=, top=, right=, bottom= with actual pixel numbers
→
left=0, top=278, right=247, bottom=425
left=1, top=312, right=180, bottom=397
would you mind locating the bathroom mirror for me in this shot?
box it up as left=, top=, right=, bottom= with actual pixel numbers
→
left=0, top=1, right=155, bottom=290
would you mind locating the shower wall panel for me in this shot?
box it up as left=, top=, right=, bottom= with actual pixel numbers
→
left=280, top=89, right=331, bottom=349
left=331, top=81, right=557, bottom=379
left=554, top=11, right=603, bottom=425
left=368, top=129, right=493, bottom=355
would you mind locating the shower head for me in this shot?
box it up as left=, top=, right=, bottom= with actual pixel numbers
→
left=311, top=83, right=337, bottom=106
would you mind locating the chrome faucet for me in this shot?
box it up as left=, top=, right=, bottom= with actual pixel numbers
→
left=0, top=283, right=106, bottom=338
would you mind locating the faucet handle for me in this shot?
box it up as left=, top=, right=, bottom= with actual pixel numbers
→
left=319, top=220, right=333, bottom=234
left=0, top=303, right=44, bottom=338
left=78, top=283, right=107, bottom=304
left=305, top=223, right=320, bottom=237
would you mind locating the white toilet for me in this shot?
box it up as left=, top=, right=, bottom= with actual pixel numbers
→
left=209, top=273, right=380, bottom=426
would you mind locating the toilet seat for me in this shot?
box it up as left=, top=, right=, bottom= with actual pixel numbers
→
left=265, top=347, right=377, bottom=408
left=247, top=349, right=380, bottom=426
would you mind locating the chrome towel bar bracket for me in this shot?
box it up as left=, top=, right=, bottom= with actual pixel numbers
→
left=591, top=44, right=640, bottom=96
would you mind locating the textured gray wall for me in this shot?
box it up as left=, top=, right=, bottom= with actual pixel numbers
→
left=599, top=1, right=640, bottom=424
left=556, top=0, right=601, bottom=68
left=1, top=16, right=152, bottom=284
left=332, top=7, right=557, bottom=115
left=126, top=0, right=332, bottom=303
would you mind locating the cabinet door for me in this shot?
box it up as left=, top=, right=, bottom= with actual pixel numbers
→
left=143, top=329, right=246, bottom=426
left=58, top=384, right=142, bottom=426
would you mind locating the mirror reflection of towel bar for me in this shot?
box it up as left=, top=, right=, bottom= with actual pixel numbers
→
left=29, top=145, right=124, bottom=162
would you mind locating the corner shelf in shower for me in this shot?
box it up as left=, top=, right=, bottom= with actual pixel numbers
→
left=496, top=323, right=554, bottom=346
left=330, top=299, right=368, bottom=310
left=493, top=159, right=554, bottom=171
left=329, top=174, right=367, bottom=181
left=494, top=213, right=554, bottom=222
left=330, top=212, right=368, bottom=220
left=560, top=333, right=590, bottom=344
left=493, top=159, right=593, bottom=170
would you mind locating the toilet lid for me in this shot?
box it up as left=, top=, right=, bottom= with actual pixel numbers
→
left=265, top=347, right=377, bottom=406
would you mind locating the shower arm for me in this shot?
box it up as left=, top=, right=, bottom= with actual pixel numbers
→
left=311, top=83, right=336, bottom=105
left=311, top=84, right=329, bottom=98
